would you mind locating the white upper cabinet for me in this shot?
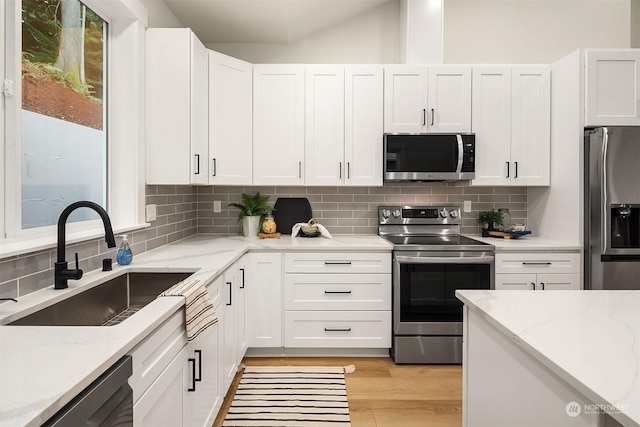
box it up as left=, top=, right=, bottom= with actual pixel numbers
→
left=472, top=65, right=550, bottom=186
left=146, top=28, right=209, bottom=185
left=344, top=66, right=384, bottom=186
left=253, top=65, right=305, bottom=185
left=305, top=66, right=345, bottom=186
left=209, top=52, right=253, bottom=185
left=427, top=67, right=472, bottom=132
left=585, top=49, right=640, bottom=126
left=304, top=65, right=384, bottom=186
left=383, top=65, right=471, bottom=133
left=510, top=66, right=551, bottom=186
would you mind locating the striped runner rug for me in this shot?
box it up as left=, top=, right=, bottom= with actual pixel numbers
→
left=223, top=366, right=351, bottom=427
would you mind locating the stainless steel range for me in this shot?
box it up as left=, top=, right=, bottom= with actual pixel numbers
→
left=378, top=205, right=495, bottom=364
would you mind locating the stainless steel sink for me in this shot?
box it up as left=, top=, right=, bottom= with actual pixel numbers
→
left=8, top=272, right=192, bottom=327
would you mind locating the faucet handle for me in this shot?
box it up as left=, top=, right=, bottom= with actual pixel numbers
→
left=69, top=253, right=83, bottom=280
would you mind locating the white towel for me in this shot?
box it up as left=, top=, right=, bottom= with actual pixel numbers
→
left=291, top=222, right=333, bottom=239
left=160, top=278, right=217, bottom=341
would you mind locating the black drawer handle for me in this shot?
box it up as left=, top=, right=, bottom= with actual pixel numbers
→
left=226, top=282, right=232, bottom=305
left=194, top=349, right=202, bottom=382
left=324, top=327, right=352, bottom=332
left=324, top=261, right=352, bottom=265
left=522, top=262, right=552, bottom=265
left=324, top=290, right=352, bottom=294
left=188, top=358, right=196, bottom=392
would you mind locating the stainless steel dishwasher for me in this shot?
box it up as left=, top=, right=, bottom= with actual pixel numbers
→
left=43, top=355, right=133, bottom=427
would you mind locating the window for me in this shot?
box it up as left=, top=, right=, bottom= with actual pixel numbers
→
left=21, top=0, right=107, bottom=229
left=2, top=0, right=147, bottom=253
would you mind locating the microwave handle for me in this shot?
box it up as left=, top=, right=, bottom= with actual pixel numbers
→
left=456, top=135, right=463, bottom=173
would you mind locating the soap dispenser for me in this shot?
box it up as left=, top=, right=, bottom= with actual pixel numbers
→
left=116, top=234, right=133, bottom=265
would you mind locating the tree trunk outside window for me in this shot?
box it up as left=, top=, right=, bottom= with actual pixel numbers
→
left=55, top=0, right=85, bottom=89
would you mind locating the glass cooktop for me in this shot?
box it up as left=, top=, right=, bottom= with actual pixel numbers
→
left=381, top=234, right=491, bottom=251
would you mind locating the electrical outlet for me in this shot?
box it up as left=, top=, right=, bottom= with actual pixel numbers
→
left=213, top=200, right=221, bottom=213
left=146, top=204, right=157, bottom=222
left=463, top=200, right=472, bottom=212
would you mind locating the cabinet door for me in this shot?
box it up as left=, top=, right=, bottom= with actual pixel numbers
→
left=427, top=66, right=471, bottom=133
left=186, top=276, right=223, bottom=427
left=209, top=52, right=253, bottom=185
left=510, top=66, right=550, bottom=186
left=221, top=263, right=238, bottom=392
left=471, top=66, right=512, bottom=186
left=246, top=252, right=283, bottom=348
left=586, top=50, right=640, bottom=126
left=146, top=29, right=198, bottom=185
left=383, top=66, right=427, bottom=133
left=305, top=66, right=345, bottom=185
left=495, top=273, right=536, bottom=290
left=134, top=345, right=188, bottom=426
left=253, top=65, right=305, bottom=185
left=190, top=33, right=209, bottom=184
left=237, top=257, right=248, bottom=358
left=536, top=274, right=581, bottom=291
left=345, top=66, right=384, bottom=186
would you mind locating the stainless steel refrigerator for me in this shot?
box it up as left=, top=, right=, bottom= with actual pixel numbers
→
left=584, top=127, right=640, bottom=290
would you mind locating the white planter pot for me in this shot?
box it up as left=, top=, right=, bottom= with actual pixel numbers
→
left=242, top=216, right=260, bottom=237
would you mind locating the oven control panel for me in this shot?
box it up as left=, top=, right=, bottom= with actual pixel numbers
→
left=379, top=206, right=461, bottom=225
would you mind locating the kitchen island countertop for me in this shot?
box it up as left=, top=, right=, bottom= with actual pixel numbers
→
left=456, top=289, right=639, bottom=426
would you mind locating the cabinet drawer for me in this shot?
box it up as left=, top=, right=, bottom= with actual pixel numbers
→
left=129, top=309, right=188, bottom=403
left=284, top=252, right=391, bottom=274
left=495, top=252, right=580, bottom=274
left=284, top=311, right=391, bottom=348
left=284, top=274, right=391, bottom=310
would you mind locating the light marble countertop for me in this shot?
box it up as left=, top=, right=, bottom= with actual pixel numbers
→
left=456, top=289, right=640, bottom=427
left=0, top=234, right=391, bottom=427
left=467, top=235, right=582, bottom=251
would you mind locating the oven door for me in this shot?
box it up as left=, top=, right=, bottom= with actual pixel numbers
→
left=393, top=251, right=494, bottom=336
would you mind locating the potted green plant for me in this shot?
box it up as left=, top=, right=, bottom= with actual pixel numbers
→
left=229, top=192, right=274, bottom=237
left=478, top=209, right=504, bottom=236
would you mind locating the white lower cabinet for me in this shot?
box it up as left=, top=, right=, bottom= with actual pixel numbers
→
left=246, top=252, right=283, bottom=348
left=186, top=276, right=223, bottom=427
left=134, top=345, right=189, bottom=426
left=283, top=252, right=392, bottom=349
left=495, top=252, right=582, bottom=290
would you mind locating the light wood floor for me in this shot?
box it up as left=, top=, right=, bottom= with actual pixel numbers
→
left=213, top=357, right=462, bottom=427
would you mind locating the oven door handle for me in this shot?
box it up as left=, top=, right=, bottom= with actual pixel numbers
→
left=395, top=254, right=494, bottom=264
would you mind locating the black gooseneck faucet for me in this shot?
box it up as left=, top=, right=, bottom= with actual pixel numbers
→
left=55, top=201, right=117, bottom=289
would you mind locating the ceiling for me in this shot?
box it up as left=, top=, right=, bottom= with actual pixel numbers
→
left=157, top=0, right=395, bottom=44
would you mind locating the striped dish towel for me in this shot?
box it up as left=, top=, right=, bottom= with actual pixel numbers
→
left=159, top=278, right=217, bottom=341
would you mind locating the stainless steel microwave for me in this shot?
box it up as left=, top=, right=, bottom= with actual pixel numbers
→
left=384, top=133, right=475, bottom=182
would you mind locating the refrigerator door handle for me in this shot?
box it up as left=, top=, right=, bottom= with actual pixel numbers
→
left=601, top=128, right=610, bottom=255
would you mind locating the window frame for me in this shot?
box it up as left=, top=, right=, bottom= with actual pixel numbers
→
left=1, top=0, right=148, bottom=257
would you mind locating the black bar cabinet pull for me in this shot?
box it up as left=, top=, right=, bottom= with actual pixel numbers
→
left=431, top=108, right=434, bottom=126
left=540, top=282, right=545, bottom=290
left=506, top=162, right=510, bottom=178
left=347, top=162, right=351, bottom=179
left=188, top=358, right=196, bottom=392
left=240, top=268, right=245, bottom=289
left=212, top=158, right=216, bottom=176
left=226, top=282, right=232, bottom=305
left=324, top=327, right=352, bottom=332
left=324, top=261, right=352, bottom=265
left=324, top=290, right=352, bottom=294
left=194, top=154, right=200, bottom=175
left=531, top=282, right=536, bottom=290
left=422, top=108, right=426, bottom=126
left=339, top=162, right=342, bottom=179
left=522, top=262, right=552, bottom=265
left=194, top=349, right=202, bottom=382
left=515, top=161, right=518, bottom=178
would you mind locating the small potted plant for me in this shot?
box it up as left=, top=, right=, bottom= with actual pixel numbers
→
left=478, top=209, right=504, bottom=236
left=229, top=192, right=274, bottom=237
